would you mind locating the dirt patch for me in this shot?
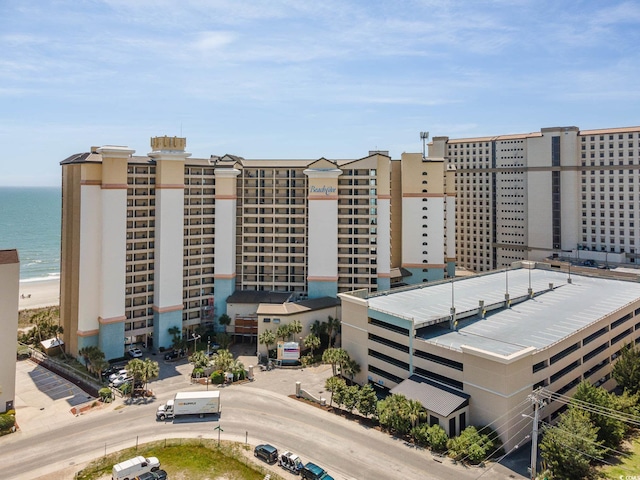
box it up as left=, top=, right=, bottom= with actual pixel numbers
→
left=287, top=395, right=380, bottom=430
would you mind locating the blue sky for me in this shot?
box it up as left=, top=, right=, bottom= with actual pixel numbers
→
left=2, top=0, right=640, bottom=186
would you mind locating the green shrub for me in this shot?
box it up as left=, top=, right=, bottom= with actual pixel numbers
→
left=426, top=424, right=449, bottom=452
left=192, top=367, right=204, bottom=378
left=0, top=413, right=16, bottom=432
left=98, top=387, right=113, bottom=403
left=210, top=370, right=224, bottom=384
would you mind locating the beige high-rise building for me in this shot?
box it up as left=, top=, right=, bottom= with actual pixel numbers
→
left=432, top=126, right=640, bottom=272
left=0, top=249, right=19, bottom=413
left=60, top=137, right=455, bottom=360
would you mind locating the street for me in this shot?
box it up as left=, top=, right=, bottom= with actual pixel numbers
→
left=1, top=354, right=527, bottom=480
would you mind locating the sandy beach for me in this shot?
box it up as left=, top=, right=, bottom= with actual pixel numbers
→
left=18, top=277, right=60, bottom=310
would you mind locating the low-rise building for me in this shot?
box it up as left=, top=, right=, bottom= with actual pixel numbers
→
left=340, top=262, right=640, bottom=448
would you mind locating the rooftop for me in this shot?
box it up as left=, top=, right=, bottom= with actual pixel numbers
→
left=365, top=266, right=640, bottom=356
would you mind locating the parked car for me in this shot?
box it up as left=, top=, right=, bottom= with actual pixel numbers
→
left=128, top=348, right=143, bottom=358
left=111, top=374, right=132, bottom=387
left=301, top=462, right=334, bottom=480
left=135, top=469, right=167, bottom=480
left=254, top=444, right=278, bottom=464
left=102, top=364, right=126, bottom=381
left=279, top=451, right=303, bottom=474
left=108, top=369, right=128, bottom=382
left=164, top=349, right=185, bottom=361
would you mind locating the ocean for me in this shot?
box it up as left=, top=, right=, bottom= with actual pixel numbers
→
left=0, top=187, right=61, bottom=282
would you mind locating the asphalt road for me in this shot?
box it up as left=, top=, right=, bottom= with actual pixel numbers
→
left=2, top=355, right=527, bottom=480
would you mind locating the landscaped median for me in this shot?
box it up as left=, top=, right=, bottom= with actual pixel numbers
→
left=74, top=438, right=286, bottom=480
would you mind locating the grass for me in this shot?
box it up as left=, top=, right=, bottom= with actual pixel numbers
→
left=598, top=435, right=640, bottom=478
left=74, top=438, right=285, bottom=480
left=18, top=305, right=59, bottom=329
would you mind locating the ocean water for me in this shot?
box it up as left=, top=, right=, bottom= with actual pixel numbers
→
left=0, top=187, right=61, bottom=282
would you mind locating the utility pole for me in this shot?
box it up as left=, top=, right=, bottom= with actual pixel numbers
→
left=527, top=389, right=547, bottom=480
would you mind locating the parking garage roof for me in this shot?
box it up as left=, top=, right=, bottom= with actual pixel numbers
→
left=364, top=267, right=640, bottom=355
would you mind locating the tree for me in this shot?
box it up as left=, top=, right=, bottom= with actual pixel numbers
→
left=168, top=326, right=183, bottom=350
left=612, top=343, right=640, bottom=394
left=377, top=393, right=411, bottom=435
left=310, top=319, right=329, bottom=348
left=540, top=408, right=603, bottom=480
left=326, top=315, right=341, bottom=347
left=427, top=424, right=449, bottom=452
left=189, top=350, right=210, bottom=369
left=258, top=329, right=276, bottom=358
left=340, top=357, right=361, bottom=381
left=406, top=399, right=427, bottom=433
left=78, top=346, right=107, bottom=378
left=276, top=324, right=291, bottom=342
left=356, top=384, right=378, bottom=418
left=446, top=426, right=495, bottom=464
left=216, top=332, right=231, bottom=350
left=342, top=385, right=360, bottom=414
left=140, top=358, right=159, bottom=392
left=125, top=358, right=145, bottom=386
left=303, top=333, right=321, bottom=358
left=325, top=376, right=346, bottom=408
left=289, top=319, right=303, bottom=340
left=322, top=348, right=343, bottom=376
left=572, top=380, right=625, bottom=449
left=212, top=349, right=234, bottom=373
left=218, top=314, right=231, bottom=328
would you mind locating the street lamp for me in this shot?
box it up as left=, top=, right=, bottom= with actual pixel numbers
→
left=191, top=332, right=201, bottom=353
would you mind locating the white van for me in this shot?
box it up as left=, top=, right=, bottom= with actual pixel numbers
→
left=112, top=456, right=160, bottom=480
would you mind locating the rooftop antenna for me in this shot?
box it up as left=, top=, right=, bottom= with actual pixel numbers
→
left=505, top=265, right=511, bottom=308
left=420, top=131, right=429, bottom=159
left=450, top=278, right=457, bottom=330
left=528, top=262, right=533, bottom=298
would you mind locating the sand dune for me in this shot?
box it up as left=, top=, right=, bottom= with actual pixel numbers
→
left=19, top=278, right=60, bottom=310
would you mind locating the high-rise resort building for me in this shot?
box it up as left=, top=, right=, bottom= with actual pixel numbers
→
left=60, top=136, right=456, bottom=359
left=0, top=249, right=19, bottom=413
left=431, top=126, right=640, bottom=272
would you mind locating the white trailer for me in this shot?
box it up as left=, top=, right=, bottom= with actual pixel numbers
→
left=156, top=390, right=221, bottom=420
left=112, top=455, right=160, bottom=480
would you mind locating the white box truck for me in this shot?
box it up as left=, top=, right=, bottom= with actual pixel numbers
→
left=156, top=390, right=221, bottom=420
left=112, top=455, right=160, bottom=480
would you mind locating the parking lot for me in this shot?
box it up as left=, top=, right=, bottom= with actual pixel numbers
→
left=14, top=359, right=95, bottom=432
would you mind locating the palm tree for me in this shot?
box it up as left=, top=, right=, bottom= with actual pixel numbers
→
left=303, top=333, right=321, bottom=358
left=168, top=326, right=182, bottom=350
left=276, top=324, right=291, bottom=342
left=289, top=320, right=303, bottom=340
left=258, top=329, right=276, bottom=358
left=322, top=348, right=343, bottom=376
left=406, top=399, right=427, bottom=433
left=140, top=358, right=159, bottom=392
left=326, top=315, right=341, bottom=347
left=311, top=319, right=329, bottom=348
left=125, top=358, right=145, bottom=397
left=325, top=376, right=346, bottom=408
left=341, top=357, right=361, bottom=381
left=212, top=349, right=234, bottom=373
left=189, top=350, right=210, bottom=369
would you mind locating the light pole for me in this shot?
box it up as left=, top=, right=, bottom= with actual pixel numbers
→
left=191, top=333, right=201, bottom=353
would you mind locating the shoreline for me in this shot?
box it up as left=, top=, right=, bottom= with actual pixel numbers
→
left=18, top=277, right=60, bottom=310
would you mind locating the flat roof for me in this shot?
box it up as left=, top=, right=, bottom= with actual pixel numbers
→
left=366, top=267, right=640, bottom=356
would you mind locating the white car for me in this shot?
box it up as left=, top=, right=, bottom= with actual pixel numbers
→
left=109, top=369, right=128, bottom=382
left=128, top=348, right=143, bottom=358
left=111, top=374, right=131, bottom=387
